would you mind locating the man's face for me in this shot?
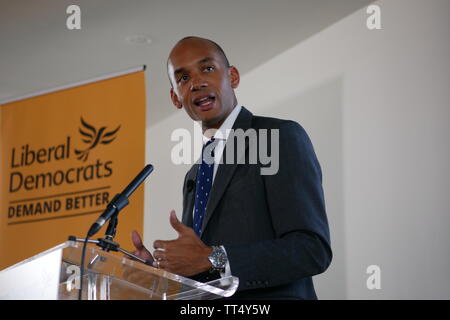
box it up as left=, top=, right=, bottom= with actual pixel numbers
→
left=168, top=39, right=239, bottom=129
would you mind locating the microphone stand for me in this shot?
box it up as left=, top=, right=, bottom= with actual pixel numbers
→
left=67, top=215, right=155, bottom=300
left=67, top=236, right=154, bottom=267
left=68, top=213, right=154, bottom=267
left=69, top=164, right=155, bottom=300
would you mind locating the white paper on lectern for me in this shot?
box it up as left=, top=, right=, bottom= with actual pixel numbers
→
left=0, top=243, right=64, bottom=300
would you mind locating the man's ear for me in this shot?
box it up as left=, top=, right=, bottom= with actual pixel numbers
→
left=170, top=88, right=183, bottom=109
left=229, top=66, right=240, bottom=89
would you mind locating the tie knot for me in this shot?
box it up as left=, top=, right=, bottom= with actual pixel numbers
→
left=202, top=138, right=216, bottom=162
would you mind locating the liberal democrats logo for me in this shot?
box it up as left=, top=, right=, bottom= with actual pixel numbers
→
left=75, top=117, right=120, bottom=161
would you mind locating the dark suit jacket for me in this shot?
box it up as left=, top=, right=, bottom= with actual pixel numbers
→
left=181, top=106, right=332, bottom=299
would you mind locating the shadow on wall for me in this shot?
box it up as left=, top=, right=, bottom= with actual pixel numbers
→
left=258, top=76, right=345, bottom=299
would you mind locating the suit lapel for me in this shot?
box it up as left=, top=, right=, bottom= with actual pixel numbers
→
left=200, top=107, right=253, bottom=235
left=182, top=164, right=199, bottom=227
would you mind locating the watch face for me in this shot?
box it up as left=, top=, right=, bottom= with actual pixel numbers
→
left=215, top=252, right=226, bottom=267
left=210, top=246, right=227, bottom=268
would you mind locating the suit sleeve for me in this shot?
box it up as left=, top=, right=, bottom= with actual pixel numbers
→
left=224, top=121, right=332, bottom=290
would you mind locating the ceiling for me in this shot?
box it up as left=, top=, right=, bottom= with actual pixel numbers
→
left=0, top=0, right=374, bottom=125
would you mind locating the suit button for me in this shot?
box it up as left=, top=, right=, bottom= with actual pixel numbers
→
left=246, top=281, right=251, bottom=287
left=252, top=281, right=257, bottom=286
left=264, top=281, right=269, bottom=285
left=257, top=280, right=262, bottom=285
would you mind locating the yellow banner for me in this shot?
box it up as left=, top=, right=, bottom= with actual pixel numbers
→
left=0, top=70, right=146, bottom=269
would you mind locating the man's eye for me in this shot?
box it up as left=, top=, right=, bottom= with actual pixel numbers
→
left=179, top=75, right=189, bottom=82
left=204, top=66, right=215, bottom=72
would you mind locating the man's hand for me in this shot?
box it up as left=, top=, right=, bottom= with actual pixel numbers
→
left=124, top=231, right=155, bottom=285
left=153, top=210, right=213, bottom=277
left=130, top=230, right=154, bottom=263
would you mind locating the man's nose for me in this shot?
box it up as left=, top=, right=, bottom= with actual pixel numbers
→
left=190, top=76, right=207, bottom=91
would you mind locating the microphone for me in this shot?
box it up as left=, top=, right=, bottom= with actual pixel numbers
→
left=87, top=164, right=154, bottom=237
left=187, top=179, right=195, bottom=192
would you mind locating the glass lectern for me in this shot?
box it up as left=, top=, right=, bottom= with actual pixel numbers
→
left=0, top=240, right=239, bottom=300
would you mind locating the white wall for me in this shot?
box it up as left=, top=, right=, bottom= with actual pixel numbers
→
left=144, top=0, right=450, bottom=299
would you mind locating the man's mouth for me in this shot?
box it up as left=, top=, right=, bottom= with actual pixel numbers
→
left=193, top=94, right=215, bottom=108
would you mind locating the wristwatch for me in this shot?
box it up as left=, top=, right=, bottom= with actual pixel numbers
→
left=208, top=245, right=227, bottom=273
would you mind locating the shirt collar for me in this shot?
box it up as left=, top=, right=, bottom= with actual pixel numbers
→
left=202, top=104, right=242, bottom=144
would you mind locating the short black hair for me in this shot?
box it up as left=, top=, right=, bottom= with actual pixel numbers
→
left=167, top=36, right=231, bottom=86
left=176, top=36, right=230, bottom=67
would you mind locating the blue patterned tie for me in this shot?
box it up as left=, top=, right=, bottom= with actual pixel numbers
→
left=193, top=138, right=216, bottom=237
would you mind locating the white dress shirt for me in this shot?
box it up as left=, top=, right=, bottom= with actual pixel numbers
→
left=194, top=104, right=242, bottom=278
left=201, top=104, right=242, bottom=180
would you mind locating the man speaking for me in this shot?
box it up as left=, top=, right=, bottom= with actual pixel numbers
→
left=130, top=36, right=332, bottom=299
